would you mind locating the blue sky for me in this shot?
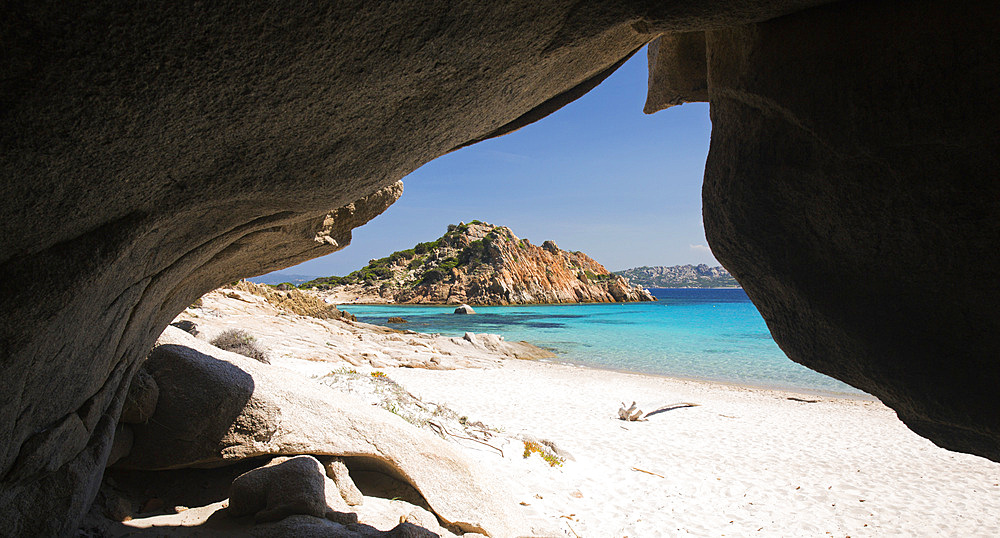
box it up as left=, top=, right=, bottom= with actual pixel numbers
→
left=279, top=46, right=714, bottom=279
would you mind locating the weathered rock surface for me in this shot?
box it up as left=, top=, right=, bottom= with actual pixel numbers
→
left=229, top=456, right=332, bottom=523
left=116, top=326, right=521, bottom=536
left=0, top=177, right=400, bottom=535
left=120, top=367, right=159, bottom=425
left=229, top=280, right=356, bottom=321
left=309, top=222, right=655, bottom=305
left=174, top=286, right=554, bottom=369
left=322, top=457, right=365, bottom=507
left=700, top=0, right=1000, bottom=460
left=2, top=0, right=1000, bottom=533
left=454, top=305, right=476, bottom=315
left=643, top=31, right=709, bottom=113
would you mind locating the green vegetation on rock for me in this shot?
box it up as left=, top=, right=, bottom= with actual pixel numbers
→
left=300, top=221, right=655, bottom=305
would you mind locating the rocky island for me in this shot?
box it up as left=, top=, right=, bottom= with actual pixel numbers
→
left=303, top=221, right=655, bottom=305
left=615, top=264, right=740, bottom=288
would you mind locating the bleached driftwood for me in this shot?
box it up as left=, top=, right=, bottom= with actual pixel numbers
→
left=618, top=401, right=646, bottom=421
left=427, top=420, right=504, bottom=457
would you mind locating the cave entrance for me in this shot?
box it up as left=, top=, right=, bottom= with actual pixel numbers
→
left=119, top=42, right=1000, bottom=536
left=268, top=46, right=860, bottom=398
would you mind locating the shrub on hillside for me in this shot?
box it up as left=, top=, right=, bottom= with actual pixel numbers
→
left=211, top=329, right=271, bottom=364
left=421, top=267, right=448, bottom=284
left=413, top=240, right=439, bottom=255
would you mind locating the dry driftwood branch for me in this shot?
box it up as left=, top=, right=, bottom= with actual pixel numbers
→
left=642, top=402, right=701, bottom=418
left=428, top=420, right=504, bottom=457
left=620, top=401, right=702, bottom=420
left=631, top=466, right=666, bottom=479
left=618, top=401, right=646, bottom=421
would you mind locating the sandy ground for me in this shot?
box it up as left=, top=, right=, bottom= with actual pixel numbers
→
left=378, top=360, right=1000, bottom=537
left=121, top=288, right=1000, bottom=537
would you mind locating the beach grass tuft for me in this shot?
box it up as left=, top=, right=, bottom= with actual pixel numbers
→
left=210, top=329, right=270, bottom=364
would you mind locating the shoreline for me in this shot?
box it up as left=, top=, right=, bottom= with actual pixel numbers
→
left=154, top=287, right=1000, bottom=536
left=530, top=356, right=875, bottom=402
left=374, top=358, right=1000, bottom=536
left=323, top=287, right=741, bottom=307
left=328, top=299, right=868, bottom=399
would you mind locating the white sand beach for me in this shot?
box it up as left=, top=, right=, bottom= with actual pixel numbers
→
left=379, top=360, right=1000, bottom=537
left=141, top=287, right=1000, bottom=537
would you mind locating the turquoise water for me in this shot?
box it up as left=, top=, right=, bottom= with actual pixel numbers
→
left=341, top=289, right=864, bottom=396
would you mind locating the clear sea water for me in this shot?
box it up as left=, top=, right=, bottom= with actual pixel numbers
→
left=341, top=288, right=864, bottom=396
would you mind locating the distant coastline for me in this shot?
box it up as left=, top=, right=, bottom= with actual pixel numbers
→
left=648, top=286, right=742, bottom=290
left=248, top=272, right=320, bottom=286
left=615, top=264, right=740, bottom=288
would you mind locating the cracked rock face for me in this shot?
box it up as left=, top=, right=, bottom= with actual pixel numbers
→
left=2, top=0, right=1000, bottom=534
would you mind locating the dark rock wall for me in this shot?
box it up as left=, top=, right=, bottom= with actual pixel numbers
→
left=2, top=0, right=998, bottom=534
left=702, top=0, right=1000, bottom=460
left=0, top=1, right=663, bottom=533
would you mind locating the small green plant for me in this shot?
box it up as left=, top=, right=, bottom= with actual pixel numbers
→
left=210, top=329, right=270, bottom=364
left=370, top=371, right=387, bottom=378
left=523, top=441, right=564, bottom=467
left=330, top=367, right=358, bottom=375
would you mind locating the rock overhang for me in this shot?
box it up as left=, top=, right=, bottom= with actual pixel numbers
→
left=2, top=0, right=999, bottom=534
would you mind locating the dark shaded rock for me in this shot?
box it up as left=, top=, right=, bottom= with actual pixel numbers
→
left=1, top=0, right=998, bottom=533
left=169, top=320, right=199, bottom=336
left=120, top=366, right=159, bottom=424
left=386, top=317, right=408, bottom=324
left=229, top=456, right=329, bottom=523
left=644, top=32, right=709, bottom=113
left=138, top=497, right=164, bottom=514
left=106, top=424, right=133, bottom=469
left=701, top=0, right=1000, bottom=461
left=385, top=521, right=442, bottom=538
